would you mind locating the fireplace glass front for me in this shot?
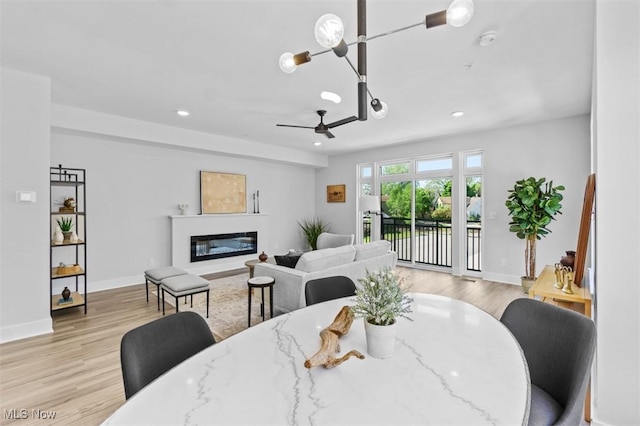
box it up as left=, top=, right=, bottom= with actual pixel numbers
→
left=190, top=231, right=257, bottom=262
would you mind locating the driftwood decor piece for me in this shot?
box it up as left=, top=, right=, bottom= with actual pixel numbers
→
left=304, top=306, right=365, bottom=369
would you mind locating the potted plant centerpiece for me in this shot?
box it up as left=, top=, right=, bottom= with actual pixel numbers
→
left=297, top=217, right=330, bottom=250
left=351, top=267, right=412, bottom=358
left=505, top=176, right=564, bottom=293
left=56, top=216, right=74, bottom=242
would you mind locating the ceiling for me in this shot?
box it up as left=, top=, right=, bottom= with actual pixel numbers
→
left=0, top=0, right=595, bottom=156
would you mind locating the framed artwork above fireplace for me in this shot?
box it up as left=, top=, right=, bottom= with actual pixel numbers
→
left=200, top=171, right=247, bottom=214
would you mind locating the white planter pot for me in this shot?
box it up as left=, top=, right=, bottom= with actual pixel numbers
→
left=364, top=320, right=397, bottom=359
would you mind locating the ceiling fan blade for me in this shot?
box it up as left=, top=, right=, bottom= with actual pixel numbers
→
left=327, top=116, right=358, bottom=128
left=324, top=131, right=335, bottom=139
left=276, top=124, right=315, bottom=129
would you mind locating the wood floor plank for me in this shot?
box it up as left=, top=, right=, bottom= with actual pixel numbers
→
left=0, top=267, right=525, bottom=425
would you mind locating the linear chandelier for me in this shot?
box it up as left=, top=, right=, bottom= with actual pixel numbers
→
left=279, top=0, right=474, bottom=122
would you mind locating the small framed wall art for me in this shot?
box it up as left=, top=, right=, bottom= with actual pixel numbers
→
left=326, top=184, right=346, bottom=203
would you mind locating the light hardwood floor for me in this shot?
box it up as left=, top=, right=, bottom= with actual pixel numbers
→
left=0, top=267, right=526, bottom=425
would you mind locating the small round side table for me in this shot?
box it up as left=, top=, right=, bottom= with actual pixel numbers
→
left=247, top=276, right=275, bottom=327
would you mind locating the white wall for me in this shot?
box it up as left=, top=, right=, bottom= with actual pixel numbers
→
left=316, top=115, right=591, bottom=284
left=0, top=68, right=53, bottom=342
left=50, top=129, right=317, bottom=292
left=593, top=1, right=640, bottom=424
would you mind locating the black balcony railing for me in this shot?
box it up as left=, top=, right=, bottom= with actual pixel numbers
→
left=466, top=220, right=481, bottom=272
left=363, top=216, right=481, bottom=271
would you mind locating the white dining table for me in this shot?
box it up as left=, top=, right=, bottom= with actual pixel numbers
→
left=104, top=293, right=530, bottom=425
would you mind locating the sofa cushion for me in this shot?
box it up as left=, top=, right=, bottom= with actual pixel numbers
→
left=316, top=232, right=355, bottom=250
left=274, top=253, right=302, bottom=269
left=353, top=240, right=391, bottom=261
left=295, top=245, right=356, bottom=273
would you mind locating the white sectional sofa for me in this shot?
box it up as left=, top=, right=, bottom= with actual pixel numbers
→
left=253, top=240, right=397, bottom=314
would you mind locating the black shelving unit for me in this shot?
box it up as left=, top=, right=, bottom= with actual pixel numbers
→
left=50, top=165, right=87, bottom=314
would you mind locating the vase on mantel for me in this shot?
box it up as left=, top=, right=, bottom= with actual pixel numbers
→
left=364, top=320, right=397, bottom=359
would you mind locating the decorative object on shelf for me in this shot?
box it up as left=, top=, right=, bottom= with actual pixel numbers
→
left=297, top=217, right=330, bottom=250
left=56, top=262, right=79, bottom=274
left=278, top=0, right=474, bottom=127
left=560, top=250, right=576, bottom=270
left=505, top=176, right=565, bottom=293
left=56, top=216, right=74, bottom=241
left=326, top=184, right=346, bottom=203
left=53, top=226, right=64, bottom=245
left=258, top=251, right=268, bottom=262
left=554, top=264, right=573, bottom=291
left=561, top=269, right=575, bottom=295
left=70, top=231, right=79, bottom=243
left=200, top=171, right=246, bottom=214
left=55, top=196, right=76, bottom=213
left=62, top=286, right=71, bottom=301
left=178, top=203, right=188, bottom=215
left=351, top=267, right=413, bottom=358
left=256, top=190, right=260, bottom=214
left=304, top=306, right=365, bottom=369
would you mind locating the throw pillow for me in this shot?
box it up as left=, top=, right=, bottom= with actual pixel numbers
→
left=274, top=253, right=302, bottom=268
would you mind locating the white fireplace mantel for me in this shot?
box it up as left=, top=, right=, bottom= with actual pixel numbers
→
left=170, top=213, right=269, bottom=274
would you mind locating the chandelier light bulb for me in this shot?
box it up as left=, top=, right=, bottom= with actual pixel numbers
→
left=371, top=99, right=388, bottom=119
left=279, top=52, right=297, bottom=73
left=314, top=14, right=345, bottom=48
left=447, top=0, right=474, bottom=27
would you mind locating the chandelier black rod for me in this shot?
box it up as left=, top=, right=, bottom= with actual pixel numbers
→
left=344, top=56, right=376, bottom=100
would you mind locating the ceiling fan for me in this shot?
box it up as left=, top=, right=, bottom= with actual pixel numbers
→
left=276, top=110, right=357, bottom=139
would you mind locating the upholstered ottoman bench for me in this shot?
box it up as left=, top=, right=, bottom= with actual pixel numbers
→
left=161, top=274, right=210, bottom=318
left=144, top=266, right=188, bottom=310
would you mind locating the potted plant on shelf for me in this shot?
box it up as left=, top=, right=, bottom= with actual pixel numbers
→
left=350, top=267, right=413, bottom=359
left=297, top=217, right=330, bottom=250
left=56, top=216, right=74, bottom=242
left=505, top=176, right=565, bottom=293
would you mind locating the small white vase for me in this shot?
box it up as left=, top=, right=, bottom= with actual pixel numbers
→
left=53, top=227, right=64, bottom=245
left=364, top=320, right=397, bottom=359
left=70, top=231, right=79, bottom=243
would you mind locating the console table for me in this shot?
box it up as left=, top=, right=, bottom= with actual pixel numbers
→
left=529, top=264, right=592, bottom=421
left=529, top=264, right=592, bottom=317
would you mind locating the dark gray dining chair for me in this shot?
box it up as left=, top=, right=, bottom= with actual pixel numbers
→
left=305, top=276, right=357, bottom=306
left=120, top=311, right=215, bottom=399
left=500, top=298, right=596, bottom=426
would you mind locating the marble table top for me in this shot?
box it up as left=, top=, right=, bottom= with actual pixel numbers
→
left=105, top=293, right=530, bottom=425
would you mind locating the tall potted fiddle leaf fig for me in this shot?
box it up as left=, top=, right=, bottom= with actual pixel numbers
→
left=505, top=177, right=564, bottom=292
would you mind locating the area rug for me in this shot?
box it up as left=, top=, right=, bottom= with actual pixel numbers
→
left=154, top=272, right=273, bottom=342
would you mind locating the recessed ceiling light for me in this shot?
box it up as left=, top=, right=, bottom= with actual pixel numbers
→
left=320, top=91, right=341, bottom=104
left=313, top=141, right=322, bottom=146
left=176, top=110, right=190, bottom=117
left=452, top=111, right=464, bottom=117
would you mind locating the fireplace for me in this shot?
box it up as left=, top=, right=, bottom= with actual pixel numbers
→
left=190, top=231, right=257, bottom=262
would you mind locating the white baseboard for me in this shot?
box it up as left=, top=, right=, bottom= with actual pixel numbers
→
left=481, top=272, right=521, bottom=286
left=0, top=318, right=53, bottom=344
